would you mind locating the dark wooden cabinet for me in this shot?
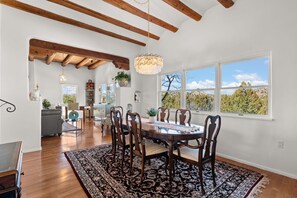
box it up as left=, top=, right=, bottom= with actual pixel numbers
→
left=0, top=142, right=22, bottom=198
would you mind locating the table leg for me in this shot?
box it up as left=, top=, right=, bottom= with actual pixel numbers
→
left=168, top=141, right=174, bottom=186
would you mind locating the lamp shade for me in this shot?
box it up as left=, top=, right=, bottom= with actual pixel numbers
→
left=68, top=103, right=79, bottom=111
left=134, top=53, right=163, bottom=75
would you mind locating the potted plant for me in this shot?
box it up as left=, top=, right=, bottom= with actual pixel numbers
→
left=42, top=99, right=51, bottom=109
left=147, top=108, right=158, bottom=123
left=114, top=71, right=131, bottom=87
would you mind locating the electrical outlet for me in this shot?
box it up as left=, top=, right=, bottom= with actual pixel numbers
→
left=278, top=141, right=285, bottom=149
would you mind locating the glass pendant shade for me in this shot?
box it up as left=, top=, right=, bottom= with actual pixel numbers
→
left=134, top=53, right=163, bottom=75
left=59, top=73, right=67, bottom=84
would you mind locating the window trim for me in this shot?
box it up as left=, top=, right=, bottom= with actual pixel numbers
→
left=158, top=53, right=272, bottom=120
left=61, top=84, right=78, bottom=105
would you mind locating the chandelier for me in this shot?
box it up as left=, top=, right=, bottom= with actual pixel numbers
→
left=59, top=67, right=67, bottom=84
left=134, top=0, right=164, bottom=75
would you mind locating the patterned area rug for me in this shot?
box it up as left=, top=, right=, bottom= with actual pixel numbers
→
left=65, top=144, right=268, bottom=198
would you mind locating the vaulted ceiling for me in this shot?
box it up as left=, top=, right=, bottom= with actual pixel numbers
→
left=0, top=0, right=236, bottom=47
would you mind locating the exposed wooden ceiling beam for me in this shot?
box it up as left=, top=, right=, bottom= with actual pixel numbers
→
left=76, top=58, right=90, bottom=68
left=48, top=0, right=159, bottom=40
left=103, top=0, right=178, bottom=32
left=0, top=0, right=145, bottom=46
left=28, top=54, right=34, bottom=61
left=112, top=61, right=129, bottom=70
left=30, top=39, right=129, bottom=65
left=46, top=53, right=56, bottom=65
left=163, top=0, right=202, bottom=21
left=217, top=0, right=234, bottom=8
left=61, top=54, right=74, bottom=66
left=88, top=60, right=107, bottom=70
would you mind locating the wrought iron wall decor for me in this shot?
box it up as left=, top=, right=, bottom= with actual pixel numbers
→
left=0, top=99, right=16, bottom=113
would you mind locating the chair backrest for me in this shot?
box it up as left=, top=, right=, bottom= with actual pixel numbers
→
left=202, top=115, right=221, bottom=160
left=126, top=112, right=145, bottom=156
left=157, top=107, right=170, bottom=122
left=175, top=109, right=191, bottom=126
left=110, top=109, right=126, bottom=146
left=110, top=106, right=123, bottom=116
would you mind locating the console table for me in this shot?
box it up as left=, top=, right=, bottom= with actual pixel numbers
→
left=0, top=141, right=23, bottom=198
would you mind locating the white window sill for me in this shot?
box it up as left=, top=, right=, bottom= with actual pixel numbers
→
left=191, top=111, right=274, bottom=121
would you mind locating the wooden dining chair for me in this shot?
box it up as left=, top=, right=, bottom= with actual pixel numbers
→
left=157, top=107, right=170, bottom=122
left=110, top=109, right=132, bottom=171
left=110, top=106, right=124, bottom=115
left=173, top=115, right=221, bottom=195
left=126, top=112, right=168, bottom=182
left=175, top=109, right=191, bottom=126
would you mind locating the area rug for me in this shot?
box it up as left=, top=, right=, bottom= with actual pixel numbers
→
left=62, top=121, right=81, bottom=132
left=65, top=144, right=268, bottom=198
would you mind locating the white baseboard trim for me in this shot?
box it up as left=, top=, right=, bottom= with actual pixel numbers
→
left=23, top=146, right=42, bottom=153
left=217, top=152, right=297, bottom=180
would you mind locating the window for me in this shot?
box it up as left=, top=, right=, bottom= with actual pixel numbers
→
left=159, top=55, right=271, bottom=118
left=62, top=84, right=78, bottom=104
left=160, top=73, right=182, bottom=109
left=185, top=66, right=216, bottom=111
left=221, top=57, right=269, bottom=115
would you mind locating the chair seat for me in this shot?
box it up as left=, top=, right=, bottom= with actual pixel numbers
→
left=145, top=141, right=167, bottom=156
left=173, top=147, right=205, bottom=162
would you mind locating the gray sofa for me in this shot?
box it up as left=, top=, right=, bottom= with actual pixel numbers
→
left=41, top=109, right=63, bottom=137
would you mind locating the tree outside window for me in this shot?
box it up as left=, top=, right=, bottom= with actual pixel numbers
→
left=160, top=73, right=182, bottom=109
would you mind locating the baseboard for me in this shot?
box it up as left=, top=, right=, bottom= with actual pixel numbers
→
left=23, top=146, right=42, bottom=153
left=217, top=152, right=297, bottom=180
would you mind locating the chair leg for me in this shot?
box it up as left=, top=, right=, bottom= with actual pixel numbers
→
left=211, top=159, right=216, bottom=187
left=129, top=152, right=133, bottom=176
left=198, top=162, right=205, bottom=195
left=121, top=147, right=125, bottom=173
left=141, top=158, right=145, bottom=182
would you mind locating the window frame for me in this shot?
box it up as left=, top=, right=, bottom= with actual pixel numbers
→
left=184, top=65, right=216, bottom=113
left=158, top=53, right=272, bottom=120
left=61, top=84, right=78, bottom=105
left=159, top=71, right=183, bottom=110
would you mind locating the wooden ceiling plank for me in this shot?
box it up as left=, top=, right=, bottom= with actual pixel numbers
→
left=102, top=0, right=178, bottom=32
left=62, top=54, right=74, bottom=66
left=217, top=0, right=234, bottom=8
left=76, top=58, right=90, bottom=68
left=163, top=0, right=202, bottom=21
left=48, top=0, right=159, bottom=40
left=46, top=53, right=56, bottom=65
left=88, top=60, right=107, bottom=70
left=0, top=0, right=145, bottom=46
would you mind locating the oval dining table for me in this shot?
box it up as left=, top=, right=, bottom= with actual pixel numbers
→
left=123, top=117, right=204, bottom=186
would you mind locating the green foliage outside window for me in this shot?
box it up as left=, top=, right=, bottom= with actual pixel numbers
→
left=161, top=92, right=181, bottom=109
left=63, top=94, right=76, bottom=104
left=221, top=82, right=268, bottom=115
left=186, top=91, right=214, bottom=111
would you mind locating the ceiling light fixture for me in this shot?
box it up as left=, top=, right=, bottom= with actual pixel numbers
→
left=59, top=67, right=67, bottom=84
left=134, top=0, right=164, bottom=75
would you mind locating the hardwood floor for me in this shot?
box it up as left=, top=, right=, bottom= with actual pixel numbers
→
left=22, top=121, right=297, bottom=198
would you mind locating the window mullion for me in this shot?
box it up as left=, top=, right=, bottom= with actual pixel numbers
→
left=215, top=63, right=221, bottom=113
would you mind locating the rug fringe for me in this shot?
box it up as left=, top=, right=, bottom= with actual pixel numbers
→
left=247, top=176, right=270, bottom=198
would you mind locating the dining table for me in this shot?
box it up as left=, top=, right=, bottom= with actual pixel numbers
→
left=123, top=117, right=204, bottom=185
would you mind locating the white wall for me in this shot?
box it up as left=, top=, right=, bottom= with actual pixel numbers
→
left=140, top=0, right=297, bottom=178
left=34, top=60, right=94, bottom=106
left=94, top=62, right=141, bottom=114
left=0, top=5, right=2, bottom=141
left=0, top=5, right=139, bottom=152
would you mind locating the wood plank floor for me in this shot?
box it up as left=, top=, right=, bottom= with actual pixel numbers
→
left=21, top=121, right=297, bottom=198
